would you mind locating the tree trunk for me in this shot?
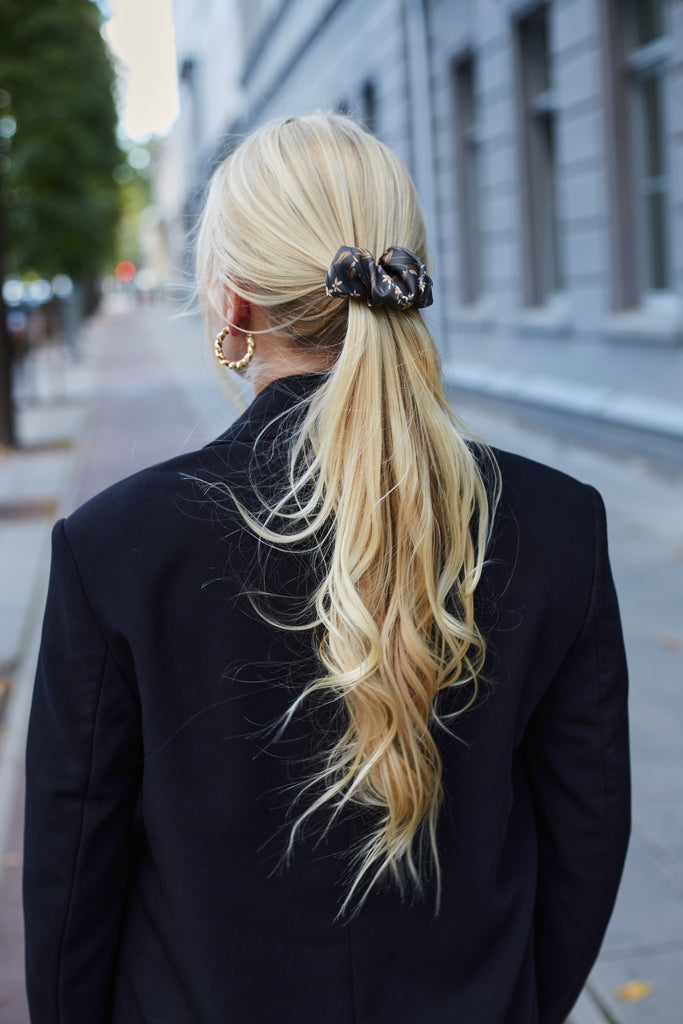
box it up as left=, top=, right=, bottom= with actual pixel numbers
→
left=82, top=275, right=101, bottom=318
left=0, top=170, right=16, bottom=447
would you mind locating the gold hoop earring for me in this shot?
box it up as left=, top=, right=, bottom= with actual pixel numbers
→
left=214, top=327, right=255, bottom=370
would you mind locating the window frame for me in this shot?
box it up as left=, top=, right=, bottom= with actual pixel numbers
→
left=452, top=52, right=483, bottom=305
left=515, top=3, right=563, bottom=308
left=602, top=0, right=675, bottom=310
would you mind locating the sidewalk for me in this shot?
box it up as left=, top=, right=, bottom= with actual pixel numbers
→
left=0, top=298, right=681, bottom=1023
left=0, top=345, right=93, bottom=1023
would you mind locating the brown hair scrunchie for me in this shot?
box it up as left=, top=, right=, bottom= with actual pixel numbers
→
left=325, top=245, right=433, bottom=310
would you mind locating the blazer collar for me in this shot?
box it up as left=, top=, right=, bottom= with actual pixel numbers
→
left=208, top=371, right=330, bottom=446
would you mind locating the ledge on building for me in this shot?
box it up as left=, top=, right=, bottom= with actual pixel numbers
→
left=450, top=298, right=497, bottom=333
left=442, top=359, right=683, bottom=442
left=600, top=308, right=683, bottom=347
left=504, top=296, right=573, bottom=339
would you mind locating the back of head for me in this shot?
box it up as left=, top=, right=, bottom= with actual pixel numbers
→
left=197, top=112, right=497, bottom=916
left=197, top=111, right=427, bottom=348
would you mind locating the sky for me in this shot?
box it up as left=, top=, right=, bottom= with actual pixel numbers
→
left=101, top=0, right=180, bottom=142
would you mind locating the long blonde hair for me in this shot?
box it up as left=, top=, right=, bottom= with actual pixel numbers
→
left=197, top=113, right=498, bottom=914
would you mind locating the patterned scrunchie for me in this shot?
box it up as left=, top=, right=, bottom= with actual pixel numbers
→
left=325, top=245, right=433, bottom=310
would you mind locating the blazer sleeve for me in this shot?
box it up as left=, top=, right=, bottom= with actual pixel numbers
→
left=520, top=486, right=631, bottom=1024
left=23, top=519, right=143, bottom=1024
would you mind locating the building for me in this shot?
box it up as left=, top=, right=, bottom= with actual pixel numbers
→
left=154, top=0, right=246, bottom=286
left=160, top=0, right=683, bottom=440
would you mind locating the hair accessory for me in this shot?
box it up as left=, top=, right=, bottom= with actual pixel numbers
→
left=325, top=245, right=433, bottom=310
left=214, top=328, right=255, bottom=370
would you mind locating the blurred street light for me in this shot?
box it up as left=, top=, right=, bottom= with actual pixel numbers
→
left=115, top=260, right=136, bottom=283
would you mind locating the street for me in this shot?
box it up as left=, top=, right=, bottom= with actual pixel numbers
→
left=0, top=298, right=682, bottom=1023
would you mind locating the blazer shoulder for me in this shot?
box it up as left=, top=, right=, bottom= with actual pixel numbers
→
left=492, top=445, right=593, bottom=496
left=485, top=447, right=604, bottom=617
left=491, top=445, right=598, bottom=530
left=63, top=438, right=256, bottom=559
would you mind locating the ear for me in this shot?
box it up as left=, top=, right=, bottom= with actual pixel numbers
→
left=223, top=289, right=252, bottom=333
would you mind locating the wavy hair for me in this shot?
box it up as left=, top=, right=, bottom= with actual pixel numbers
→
left=196, top=112, right=499, bottom=915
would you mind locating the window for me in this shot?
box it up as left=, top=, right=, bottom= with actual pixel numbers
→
left=517, top=5, right=563, bottom=305
left=453, top=55, right=482, bottom=304
left=361, top=81, right=377, bottom=135
left=604, top=0, right=673, bottom=309
left=624, top=0, right=673, bottom=297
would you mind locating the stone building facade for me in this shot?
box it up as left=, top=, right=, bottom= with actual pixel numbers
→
left=162, top=0, right=683, bottom=389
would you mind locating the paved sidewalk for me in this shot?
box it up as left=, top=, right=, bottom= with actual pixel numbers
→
left=0, top=297, right=681, bottom=1022
left=0, top=352, right=93, bottom=1023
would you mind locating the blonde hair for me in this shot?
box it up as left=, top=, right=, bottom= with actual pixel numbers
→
left=197, top=113, right=498, bottom=914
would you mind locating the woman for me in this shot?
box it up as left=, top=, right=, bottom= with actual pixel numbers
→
left=23, top=113, right=630, bottom=1024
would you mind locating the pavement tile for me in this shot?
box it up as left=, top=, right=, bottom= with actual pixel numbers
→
left=615, top=833, right=672, bottom=885
left=0, top=522, right=48, bottom=668
left=632, top=758, right=683, bottom=802
left=0, top=452, right=69, bottom=503
left=0, top=779, right=29, bottom=1024
left=635, top=803, right=683, bottom=867
left=590, top=947, right=683, bottom=1024
left=567, top=988, right=610, bottom=1024
left=628, top=714, right=683, bottom=761
left=15, top=405, right=89, bottom=450
left=601, top=876, right=683, bottom=953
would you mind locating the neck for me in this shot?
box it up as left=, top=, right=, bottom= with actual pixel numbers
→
left=245, top=334, right=338, bottom=395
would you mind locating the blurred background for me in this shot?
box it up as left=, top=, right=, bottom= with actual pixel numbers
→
left=0, top=2, right=682, bottom=1023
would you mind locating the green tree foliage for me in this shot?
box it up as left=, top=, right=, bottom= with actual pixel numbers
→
left=114, top=142, right=154, bottom=266
left=0, top=0, right=121, bottom=283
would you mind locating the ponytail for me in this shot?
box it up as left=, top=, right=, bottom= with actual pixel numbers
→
left=197, top=112, right=499, bottom=914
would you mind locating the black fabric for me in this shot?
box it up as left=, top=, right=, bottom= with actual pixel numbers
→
left=23, top=371, right=630, bottom=1024
left=325, top=245, right=433, bottom=309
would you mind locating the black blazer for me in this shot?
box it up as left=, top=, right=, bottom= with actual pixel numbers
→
left=23, top=371, right=630, bottom=1024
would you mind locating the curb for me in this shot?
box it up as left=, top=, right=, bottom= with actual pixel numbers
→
left=0, top=579, right=46, bottom=869
left=0, top=349, right=99, bottom=870
left=443, top=360, right=683, bottom=443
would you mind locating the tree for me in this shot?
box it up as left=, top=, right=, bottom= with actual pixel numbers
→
left=0, top=169, right=13, bottom=445
left=0, top=0, right=122, bottom=443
